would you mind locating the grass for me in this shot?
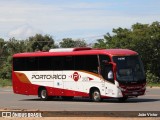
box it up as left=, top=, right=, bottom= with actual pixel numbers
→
left=147, top=82, right=160, bottom=87
left=0, top=79, right=12, bottom=87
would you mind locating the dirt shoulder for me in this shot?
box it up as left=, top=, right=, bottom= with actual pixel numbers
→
left=0, top=109, right=159, bottom=120
left=0, top=117, right=158, bottom=120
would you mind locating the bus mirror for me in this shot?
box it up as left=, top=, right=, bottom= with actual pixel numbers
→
left=107, top=70, right=114, bottom=80
left=106, top=62, right=117, bottom=77
left=110, top=62, right=117, bottom=72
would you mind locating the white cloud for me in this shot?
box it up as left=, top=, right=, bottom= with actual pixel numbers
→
left=8, top=24, right=42, bottom=39
left=0, top=0, right=159, bottom=41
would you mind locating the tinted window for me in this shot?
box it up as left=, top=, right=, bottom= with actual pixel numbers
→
left=99, top=55, right=111, bottom=64
left=113, top=56, right=146, bottom=82
left=26, top=57, right=38, bottom=71
left=13, top=58, right=26, bottom=71
left=38, top=57, right=52, bottom=70
left=75, top=55, right=98, bottom=73
left=99, top=55, right=111, bottom=79
left=63, top=56, right=74, bottom=70
left=85, top=55, right=98, bottom=73
left=13, top=55, right=99, bottom=73
left=52, top=56, right=63, bottom=70
left=74, top=56, right=85, bottom=70
left=13, top=57, right=38, bottom=71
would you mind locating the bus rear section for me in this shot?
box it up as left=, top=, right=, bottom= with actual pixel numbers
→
left=12, top=48, right=146, bottom=102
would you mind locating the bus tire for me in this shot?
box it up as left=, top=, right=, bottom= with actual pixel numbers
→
left=91, top=89, right=101, bottom=102
left=39, top=88, right=51, bottom=101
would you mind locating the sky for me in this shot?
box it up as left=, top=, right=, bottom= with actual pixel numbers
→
left=0, top=0, right=160, bottom=43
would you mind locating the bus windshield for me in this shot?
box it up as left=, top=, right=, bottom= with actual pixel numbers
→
left=113, top=55, right=145, bottom=83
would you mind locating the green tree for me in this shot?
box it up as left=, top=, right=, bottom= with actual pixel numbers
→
left=94, top=21, right=160, bottom=82
left=93, top=39, right=108, bottom=49
left=0, top=38, right=6, bottom=70
left=26, top=34, right=57, bottom=52
left=6, top=38, right=27, bottom=55
left=0, top=38, right=4, bottom=54
left=59, top=38, right=87, bottom=48
left=0, top=38, right=28, bottom=79
left=0, top=35, right=58, bottom=79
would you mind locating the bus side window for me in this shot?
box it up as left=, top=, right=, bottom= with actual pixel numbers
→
left=26, top=57, right=38, bottom=71
left=63, top=56, right=74, bottom=70
left=52, top=56, right=63, bottom=70
left=13, top=58, right=26, bottom=71
left=38, top=57, right=52, bottom=70
left=84, top=55, right=98, bottom=73
left=74, top=55, right=98, bottom=73
left=74, top=56, right=85, bottom=70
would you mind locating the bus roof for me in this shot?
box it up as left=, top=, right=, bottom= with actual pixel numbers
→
left=13, top=48, right=138, bottom=58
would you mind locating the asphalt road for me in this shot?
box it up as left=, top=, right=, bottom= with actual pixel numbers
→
left=0, top=87, right=160, bottom=111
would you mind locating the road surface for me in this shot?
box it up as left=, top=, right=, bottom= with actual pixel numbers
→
left=0, top=87, right=160, bottom=111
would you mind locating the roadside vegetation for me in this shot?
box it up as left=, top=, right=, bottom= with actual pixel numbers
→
left=0, top=79, right=12, bottom=87
left=0, top=21, right=160, bottom=87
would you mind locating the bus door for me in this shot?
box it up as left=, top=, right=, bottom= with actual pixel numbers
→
left=99, top=55, right=114, bottom=96
left=104, top=64, right=115, bottom=96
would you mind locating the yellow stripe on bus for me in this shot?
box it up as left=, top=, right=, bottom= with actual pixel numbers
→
left=15, top=72, right=31, bottom=84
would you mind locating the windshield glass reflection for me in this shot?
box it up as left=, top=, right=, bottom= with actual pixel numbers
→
left=113, top=55, right=145, bottom=82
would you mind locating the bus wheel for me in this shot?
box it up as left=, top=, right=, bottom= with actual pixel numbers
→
left=118, top=97, right=128, bottom=102
left=39, top=88, right=50, bottom=101
left=91, top=89, right=101, bottom=102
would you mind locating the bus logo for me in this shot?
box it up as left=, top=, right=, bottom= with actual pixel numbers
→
left=71, top=72, right=81, bottom=81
